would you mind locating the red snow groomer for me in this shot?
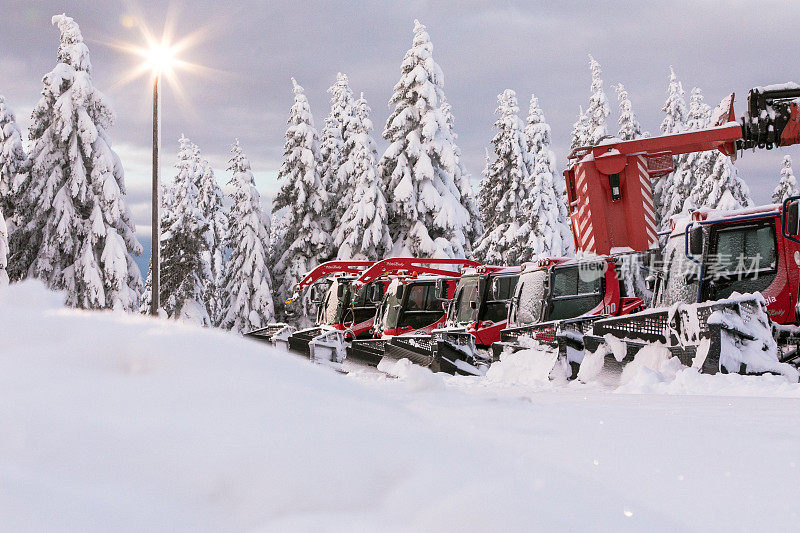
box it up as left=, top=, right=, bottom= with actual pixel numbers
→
left=280, top=260, right=390, bottom=359
left=378, top=264, right=522, bottom=375
left=476, top=254, right=649, bottom=378
left=246, top=260, right=378, bottom=349
left=567, top=84, right=800, bottom=379
left=344, top=257, right=480, bottom=366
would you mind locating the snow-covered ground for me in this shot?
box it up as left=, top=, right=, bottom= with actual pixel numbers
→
left=2, top=281, right=799, bottom=532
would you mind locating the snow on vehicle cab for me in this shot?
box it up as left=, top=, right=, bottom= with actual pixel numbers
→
left=378, top=265, right=521, bottom=375
left=489, top=254, right=648, bottom=377
left=344, top=257, right=480, bottom=366
left=581, top=202, right=800, bottom=380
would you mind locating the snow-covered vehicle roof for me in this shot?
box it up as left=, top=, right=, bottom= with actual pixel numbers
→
left=668, top=203, right=782, bottom=237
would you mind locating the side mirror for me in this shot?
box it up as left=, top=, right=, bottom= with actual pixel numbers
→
left=435, top=278, right=450, bottom=300
left=645, top=274, right=656, bottom=292
left=336, top=283, right=345, bottom=298
left=396, top=284, right=405, bottom=301
left=310, top=284, right=325, bottom=304
left=787, top=199, right=800, bottom=236
left=689, top=225, right=704, bottom=257
left=469, top=300, right=477, bottom=310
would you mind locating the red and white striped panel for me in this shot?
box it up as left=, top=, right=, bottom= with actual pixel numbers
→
left=637, top=155, right=658, bottom=249
left=573, top=165, right=596, bottom=253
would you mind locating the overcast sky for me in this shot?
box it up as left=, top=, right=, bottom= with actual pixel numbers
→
left=2, top=0, right=799, bottom=261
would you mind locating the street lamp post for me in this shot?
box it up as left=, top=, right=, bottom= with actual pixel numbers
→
left=150, top=71, right=161, bottom=315
left=114, top=35, right=191, bottom=315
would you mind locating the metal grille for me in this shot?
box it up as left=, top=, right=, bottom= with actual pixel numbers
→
left=434, top=331, right=474, bottom=346
left=350, top=338, right=387, bottom=352
left=500, top=323, right=557, bottom=345
left=592, top=310, right=670, bottom=343
left=386, top=336, right=436, bottom=367
left=646, top=152, right=674, bottom=176
left=346, top=338, right=388, bottom=365
left=294, top=327, right=323, bottom=341
left=393, top=335, right=435, bottom=352
left=559, top=316, right=603, bottom=335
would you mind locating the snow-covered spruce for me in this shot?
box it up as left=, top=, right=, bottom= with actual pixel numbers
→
left=569, top=105, right=590, bottom=152
left=524, top=92, right=572, bottom=257
left=682, top=85, right=751, bottom=213
left=0, top=95, right=26, bottom=218
left=474, top=90, right=538, bottom=264
left=334, top=93, right=392, bottom=260
left=0, top=207, right=8, bottom=287
left=219, top=141, right=275, bottom=333
left=271, top=78, right=328, bottom=322
left=378, top=19, right=473, bottom=258
left=10, top=15, right=142, bottom=310
left=159, top=135, right=211, bottom=324
left=773, top=155, right=798, bottom=204
left=195, top=152, right=228, bottom=326
left=477, top=148, right=495, bottom=228
left=320, top=73, right=356, bottom=230
left=661, top=87, right=710, bottom=226
left=585, top=55, right=610, bottom=146
left=441, top=98, right=483, bottom=250
left=660, top=67, right=689, bottom=135
left=614, top=83, right=645, bottom=141
left=687, top=148, right=752, bottom=211
left=655, top=66, right=689, bottom=228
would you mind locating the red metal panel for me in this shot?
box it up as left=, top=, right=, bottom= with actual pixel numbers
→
left=570, top=153, right=659, bottom=255
left=781, top=104, right=800, bottom=146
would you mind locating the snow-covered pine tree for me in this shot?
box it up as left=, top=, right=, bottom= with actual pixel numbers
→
left=10, top=15, right=142, bottom=310
left=681, top=86, right=752, bottom=212
left=585, top=55, right=610, bottom=145
left=378, top=19, right=472, bottom=258
left=772, top=155, right=798, bottom=204
left=195, top=151, right=228, bottom=325
left=321, top=72, right=356, bottom=231
left=660, top=67, right=688, bottom=136
left=159, top=135, right=211, bottom=324
left=441, top=98, right=483, bottom=250
left=219, top=141, right=275, bottom=332
left=614, top=83, right=644, bottom=141
left=0, top=96, right=26, bottom=218
left=334, top=92, right=392, bottom=260
left=569, top=106, right=590, bottom=151
left=655, top=66, right=689, bottom=228
left=0, top=207, right=8, bottom=287
left=472, top=90, right=535, bottom=264
left=477, top=147, right=497, bottom=230
left=687, top=150, right=752, bottom=211
left=271, top=78, right=328, bottom=321
left=662, top=87, right=711, bottom=225
left=524, top=92, right=572, bottom=256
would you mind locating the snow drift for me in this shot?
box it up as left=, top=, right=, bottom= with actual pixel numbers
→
left=2, top=281, right=800, bottom=531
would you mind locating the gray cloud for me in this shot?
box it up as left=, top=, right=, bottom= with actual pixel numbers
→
left=2, top=0, right=799, bottom=231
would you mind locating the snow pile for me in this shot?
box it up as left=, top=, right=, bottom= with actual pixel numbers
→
left=618, top=342, right=677, bottom=385
left=485, top=340, right=564, bottom=387
left=617, top=366, right=800, bottom=397
left=3, top=281, right=800, bottom=530
left=711, top=306, right=798, bottom=379
left=377, top=356, right=445, bottom=392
